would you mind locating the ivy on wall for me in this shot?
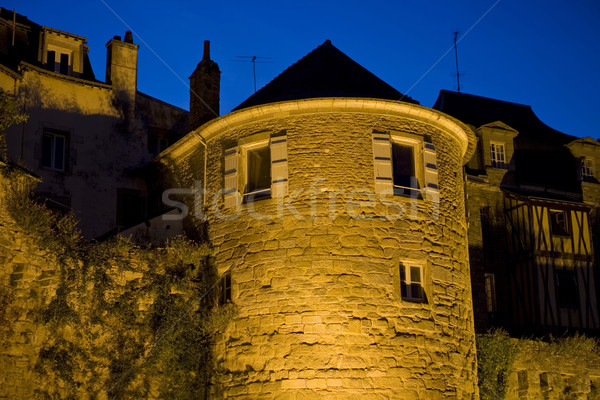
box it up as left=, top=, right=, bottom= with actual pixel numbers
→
left=1, top=165, right=234, bottom=399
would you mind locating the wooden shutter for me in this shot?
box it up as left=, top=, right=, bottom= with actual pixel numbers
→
left=372, top=131, right=393, bottom=194
left=223, top=146, right=239, bottom=208
left=270, top=132, right=288, bottom=198
left=422, top=141, right=439, bottom=202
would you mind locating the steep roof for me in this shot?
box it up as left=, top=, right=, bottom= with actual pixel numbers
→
left=233, top=40, right=418, bottom=111
left=433, top=90, right=576, bottom=146
left=434, top=90, right=581, bottom=200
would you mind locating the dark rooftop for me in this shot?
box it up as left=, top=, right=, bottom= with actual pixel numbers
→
left=233, top=40, right=418, bottom=111
left=434, top=90, right=581, bottom=200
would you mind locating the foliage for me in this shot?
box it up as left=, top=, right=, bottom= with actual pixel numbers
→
left=0, top=88, right=29, bottom=161
left=1, top=170, right=228, bottom=398
left=476, top=328, right=518, bottom=400
left=541, top=333, right=599, bottom=357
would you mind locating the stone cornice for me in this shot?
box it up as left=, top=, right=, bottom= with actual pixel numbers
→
left=161, top=98, right=477, bottom=165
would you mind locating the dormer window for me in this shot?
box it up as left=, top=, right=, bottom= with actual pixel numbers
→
left=46, top=50, right=70, bottom=75
left=582, top=157, right=594, bottom=182
left=490, top=142, right=506, bottom=169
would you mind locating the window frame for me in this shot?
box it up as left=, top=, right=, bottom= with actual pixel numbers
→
left=490, top=141, right=507, bottom=169
left=219, top=270, right=232, bottom=305
left=484, top=273, right=497, bottom=313
left=549, top=209, right=570, bottom=237
left=241, top=139, right=272, bottom=203
left=390, top=137, right=420, bottom=198
left=582, top=157, right=594, bottom=182
left=399, top=261, right=426, bottom=303
left=41, top=129, right=69, bottom=172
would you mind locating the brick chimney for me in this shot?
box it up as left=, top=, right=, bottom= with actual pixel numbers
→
left=106, top=31, right=138, bottom=119
left=189, top=40, right=220, bottom=130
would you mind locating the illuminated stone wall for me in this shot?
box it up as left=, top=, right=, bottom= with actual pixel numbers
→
left=160, top=98, right=480, bottom=398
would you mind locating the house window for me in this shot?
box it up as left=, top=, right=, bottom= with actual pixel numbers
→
left=399, top=263, right=425, bottom=302
left=243, top=140, right=271, bottom=202
left=490, top=142, right=506, bottom=169
left=582, top=158, right=594, bottom=182
left=549, top=210, right=570, bottom=237
left=46, top=51, right=69, bottom=74
left=484, top=273, right=497, bottom=312
left=556, top=269, right=578, bottom=309
left=41, top=130, right=68, bottom=171
left=219, top=270, right=232, bottom=305
left=391, top=141, right=418, bottom=197
left=372, top=131, right=438, bottom=199
left=223, top=132, right=288, bottom=209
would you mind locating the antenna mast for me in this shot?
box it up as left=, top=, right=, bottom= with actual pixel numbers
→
left=235, top=55, right=273, bottom=93
left=453, top=32, right=461, bottom=92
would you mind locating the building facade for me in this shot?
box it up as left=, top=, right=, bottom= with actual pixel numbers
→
left=435, top=90, right=600, bottom=336
left=0, top=8, right=189, bottom=238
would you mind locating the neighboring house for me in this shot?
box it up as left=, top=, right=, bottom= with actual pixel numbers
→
left=0, top=8, right=189, bottom=238
left=434, top=90, right=600, bottom=336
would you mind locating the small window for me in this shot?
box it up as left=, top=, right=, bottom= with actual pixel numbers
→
left=549, top=210, right=570, bottom=237
left=490, top=142, right=506, bottom=169
left=59, top=53, right=69, bottom=75
left=219, top=270, right=232, bottom=305
left=484, top=273, right=497, bottom=312
left=556, top=269, right=578, bottom=309
left=392, top=141, right=419, bottom=197
left=400, top=263, right=425, bottom=302
left=243, top=141, right=271, bottom=202
left=582, top=158, right=594, bottom=182
left=41, top=130, right=68, bottom=171
left=46, top=50, right=56, bottom=71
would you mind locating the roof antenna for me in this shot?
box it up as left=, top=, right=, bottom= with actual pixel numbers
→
left=234, top=55, right=273, bottom=93
left=453, top=32, right=462, bottom=92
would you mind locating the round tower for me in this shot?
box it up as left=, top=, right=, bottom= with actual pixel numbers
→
left=196, top=98, right=478, bottom=398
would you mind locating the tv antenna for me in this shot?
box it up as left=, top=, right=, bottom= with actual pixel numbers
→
left=453, top=32, right=462, bottom=92
left=234, top=56, right=273, bottom=93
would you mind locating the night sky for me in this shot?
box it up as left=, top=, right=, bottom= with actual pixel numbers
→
left=5, top=0, right=599, bottom=138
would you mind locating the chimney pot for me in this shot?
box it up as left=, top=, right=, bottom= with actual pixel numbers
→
left=124, top=31, right=133, bottom=43
left=203, top=40, right=210, bottom=61
left=113, top=35, right=121, bottom=41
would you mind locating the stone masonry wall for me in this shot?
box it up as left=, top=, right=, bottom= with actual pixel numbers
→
left=505, top=338, right=600, bottom=400
left=168, top=102, right=479, bottom=399
left=0, top=170, right=215, bottom=399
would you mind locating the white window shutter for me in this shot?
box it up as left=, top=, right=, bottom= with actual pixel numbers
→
left=270, top=132, right=288, bottom=198
left=422, top=141, right=439, bottom=203
left=372, top=131, right=393, bottom=194
left=223, top=146, right=240, bottom=208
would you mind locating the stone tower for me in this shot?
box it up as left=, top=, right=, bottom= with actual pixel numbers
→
left=158, top=41, right=479, bottom=398
left=189, top=40, right=220, bottom=130
left=106, top=31, right=138, bottom=119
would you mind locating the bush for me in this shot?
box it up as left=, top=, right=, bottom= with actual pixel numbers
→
left=477, top=328, right=518, bottom=400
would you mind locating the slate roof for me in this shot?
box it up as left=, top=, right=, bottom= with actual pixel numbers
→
left=233, top=40, right=418, bottom=111
left=433, top=90, right=581, bottom=200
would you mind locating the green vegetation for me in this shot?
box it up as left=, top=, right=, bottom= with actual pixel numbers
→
left=1, top=166, right=230, bottom=399
left=0, top=88, right=28, bottom=161
left=477, top=328, right=518, bottom=400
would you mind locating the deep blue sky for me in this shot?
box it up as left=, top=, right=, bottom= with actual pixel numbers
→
left=6, top=1, right=599, bottom=138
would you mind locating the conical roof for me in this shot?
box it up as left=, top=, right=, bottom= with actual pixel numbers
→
left=233, top=40, right=418, bottom=111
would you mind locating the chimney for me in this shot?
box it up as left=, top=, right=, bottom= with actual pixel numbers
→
left=106, top=31, right=139, bottom=120
left=189, top=40, right=220, bottom=130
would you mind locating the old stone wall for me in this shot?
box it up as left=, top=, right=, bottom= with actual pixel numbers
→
left=0, top=169, right=216, bottom=399
left=505, top=338, right=600, bottom=400
left=160, top=100, right=480, bottom=398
